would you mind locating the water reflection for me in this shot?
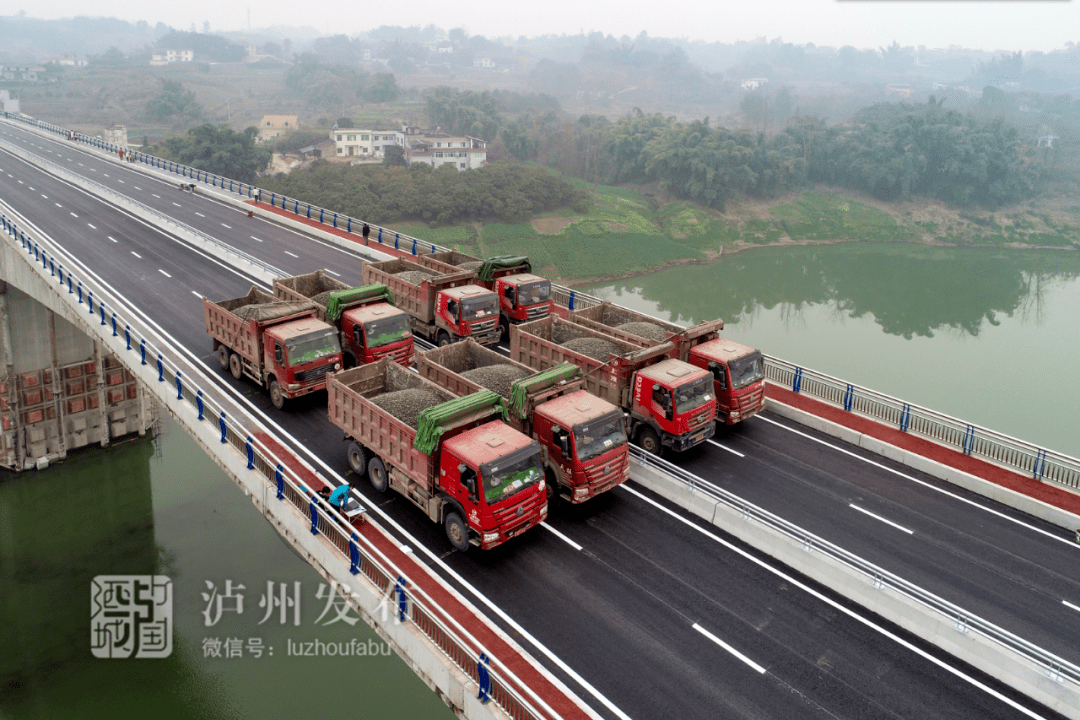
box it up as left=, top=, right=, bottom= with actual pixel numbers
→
left=585, top=244, right=1080, bottom=340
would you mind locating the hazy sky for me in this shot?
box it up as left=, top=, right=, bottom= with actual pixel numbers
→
left=10, top=1, right=1080, bottom=52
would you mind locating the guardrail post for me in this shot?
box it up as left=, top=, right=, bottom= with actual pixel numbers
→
left=377, top=227, right=383, bottom=243
left=219, top=412, right=227, bottom=443
left=346, top=218, right=352, bottom=233
left=140, top=339, right=147, bottom=365
left=395, top=576, right=408, bottom=622
left=411, top=238, right=417, bottom=255
left=57, top=265, right=64, bottom=284
left=431, top=244, right=436, bottom=254
left=306, top=204, right=311, bottom=219
left=275, top=464, right=284, bottom=500
left=843, top=383, right=854, bottom=412
left=49, top=258, right=55, bottom=276
left=157, top=354, right=164, bottom=382
left=175, top=371, right=183, bottom=400
left=332, top=213, right=338, bottom=228
left=99, top=304, right=106, bottom=326
left=196, top=390, right=204, bottom=420
left=1033, top=450, right=1047, bottom=481
left=568, top=291, right=576, bottom=310
left=111, top=313, right=117, bottom=337
left=77, top=283, right=83, bottom=303
left=477, top=653, right=491, bottom=704
left=33, top=243, right=39, bottom=262
left=246, top=436, right=255, bottom=470
left=88, top=292, right=94, bottom=314
left=319, top=208, right=324, bottom=223
left=68, top=275, right=73, bottom=294
left=962, top=425, right=975, bottom=455
left=309, top=495, right=320, bottom=535
left=793, top=367, right=803, bottom=394
left=349, top=533, right=361, bottom=575
left=899, top=404, right=911, bottom=432
left=294, top=199, right=300, bottom=215
left=394, top=233, right=400, bottom=250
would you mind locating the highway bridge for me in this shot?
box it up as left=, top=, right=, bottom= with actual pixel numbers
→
left=1, top=115, right=1078, bottom=720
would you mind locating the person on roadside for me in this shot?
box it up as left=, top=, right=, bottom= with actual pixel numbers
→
left=328, top=484, right=350, bottom=510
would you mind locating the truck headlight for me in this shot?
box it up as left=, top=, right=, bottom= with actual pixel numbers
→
left=730, top=410, right=740, bottom=419
left=538, top=479, right=545, bottom=492
left=335, top=362, right=341, bottom=370
left=287, top=383, right=300, bottom=391
left=574, top=487, right=589, bottom=499
left=483, top=532, right=499, bottom=543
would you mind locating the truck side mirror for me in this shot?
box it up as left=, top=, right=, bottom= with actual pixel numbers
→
left=354, top=327, right=362, bottom=344
left=461, top=467, right=478, bottom=501
left=274, top=343, right=283, bottom=363
left=558, top=431, right=570, bottom=455
left=709, top=361, right=727, bottom=388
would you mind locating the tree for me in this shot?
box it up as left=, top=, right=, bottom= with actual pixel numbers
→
left=156, top=125, right=271, bottom=183
left=366, top=73, right=400, bottom=103
left=145, top=80, right=203, bottom=125
left=382, top=145, right=407, bottom=167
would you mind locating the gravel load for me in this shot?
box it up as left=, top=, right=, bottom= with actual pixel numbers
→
left=233, top=302, right=310, bottom=322
left=615, top=321, right=667, bottom=342
left=461, top=364, right=529, bottom=398
left=394, top=270, right=435, bottom=285
left=309, top=291, right=334, bottom=306
left=459, top=261, right=483, bottom=271
left=562, top=337, right=619, bottom=361
left=371, top=388, right=442, bottom=428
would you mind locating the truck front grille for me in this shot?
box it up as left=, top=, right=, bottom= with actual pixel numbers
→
left=471, top=318, right=497, bottom=334
left=526, top=305, right=549, bottom=320
left=294, top=363, right=334, bottom=384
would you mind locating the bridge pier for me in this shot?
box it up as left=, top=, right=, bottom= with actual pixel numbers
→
left=0, top=274, right=156, bottom=471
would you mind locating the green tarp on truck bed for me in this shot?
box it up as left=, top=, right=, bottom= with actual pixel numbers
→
left=414, top=390, right=509, bottom=455
left=477, top=256, right=531, bottom=283
left=325, top=283, right=394, bottom=323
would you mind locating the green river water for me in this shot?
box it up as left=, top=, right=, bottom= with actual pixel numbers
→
left=2, top=241, right=1077, bottom=720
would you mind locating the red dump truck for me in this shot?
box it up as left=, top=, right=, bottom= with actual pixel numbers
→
left=361, top=258, right=500, bottom=347
left=565, top=301, right=764, bottom=425
left=273, top=271, right=413, bottom=368
left=203, top=287, right=343, bottom=409
left=417, top=340, right=630, bottom=505
left=510, top=316, right=716, bottom=455
left=327, top=359, right=546, bottom=551
left=416, top=252, right=552, bottom=339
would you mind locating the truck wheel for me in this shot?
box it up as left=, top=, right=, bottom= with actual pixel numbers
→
left=545, top=469, right=560, bottom=511
left=269, top=380, right=286, bottom=410
left=217, top=345, right=229, bottom=369
left=499, top=316, right=510, bottom=342
left=444, top=512, right=469, bottom=552
left=637, top=427, right=663, bottom=457
left=437, top=331, right=452, bottom=347
left=347, top=441, right=367, bottom=475
left=228, top=353, right=243, bottom=380
left=342, top=352, right=357, bottom=370
left=367, top=457, right=388, bottom=493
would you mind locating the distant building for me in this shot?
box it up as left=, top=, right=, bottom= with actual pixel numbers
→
left=473, top=57, right=495, bottom=69
left=1038, top=135, right=1059, bottom=148
left=150, top=49, right=194, bottom=66
left=0, top=90, right=19, bottom=114
left=404, top=132, right=487, bottom=171
left=46, top=55, right=88, bottom=67
left=886, top=84, right=913, bottom=99
left=259, top=115, right=299, bottom=143
left=1, top=66, right=45, bottom=82
left=740, top=78, right=768, bottom=90
left=103, top=125, right=128, bottom=148
left=331, top=127, right=403, bottom=158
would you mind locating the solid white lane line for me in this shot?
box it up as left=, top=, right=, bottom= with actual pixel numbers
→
left=87, top=223, right=96, bottom=230
left=621, top=485, right=1049, bottom=720
left=1064, top=600, right=1080, bottom=613
left=107, top=236, right=117, bottom=243
left=221, top=223, right=231, bottom=229
left=130, top=251, right=142, bottom=259
left=849, top=504, right=914, bottom=534
left=250, top=235, right=263, bottom=242
left=324, top=269, right=340, bottom=276
left=756, top=415, right=1075, bottom=547
left=708, top=439, right=745, bottom=458
left=498, top=345, right=509, bottom=352
left=195, top=212, right=205, bottom=217
left=541, top=523, right=583, bottom=551
left=158, top=269, right=172, bottom=278
left=692, top=623, right=766, bottom=674
left=284, top=250, right=298, bottom=258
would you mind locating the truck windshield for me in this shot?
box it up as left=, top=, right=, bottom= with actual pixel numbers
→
left=729, top=353, right=765, bottom=389
left=461, top=295, right=498, bottom=322
left=674, top=376, right=713, bottom=415
left=573, top=411, right=627, bottom=462
left=480, top=445, right=543, bottom=505
left=364, top=314, right=411, bottom=348
left=286, top=329, right=340, bottom=366
left=518, top=280, right=551, bottom=307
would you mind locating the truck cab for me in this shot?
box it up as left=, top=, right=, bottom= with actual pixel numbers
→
left=262, top=318, right=342, bottom=407
left=339, top=304, right=413, bottom=368
left=687, top=339, right=766, bottom=425
left=631, top=359, right=716, bottom=453
left=440, top=422, right=547, bottom=549
left=495, top=273, right=552, bottom=338
left=531, top=390, right=630, bottom=504
left=438, top=286, right=500, bottom=347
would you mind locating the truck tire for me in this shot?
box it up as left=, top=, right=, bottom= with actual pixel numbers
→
left=499, top=316, right=510, bottom=342
left=269, top=380, right=286, bottom=410
left=637, top=426, right=663, bottom=457
left=347, top=441, right=367, bottom=475
left=217, top=345, right=229, bottom=369
left=437, top=331, right=452, bottom=347
left=228, top=353, right=243, bottom=380
left=342, top=352, right=357, bottom=370
left=367, top=457, right=388, bottom=493
left=545, top=469, right=560, bottom=511
left=444, top=512, right=469, bottom=552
